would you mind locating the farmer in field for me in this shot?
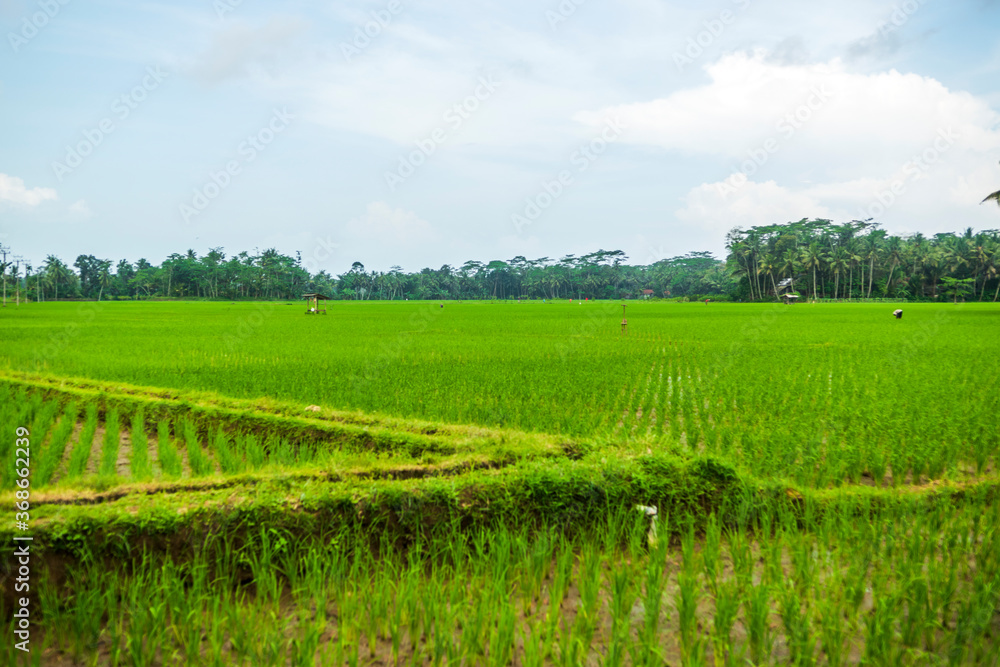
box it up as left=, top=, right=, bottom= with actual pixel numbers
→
left=893, top=309, right=903, bottom=319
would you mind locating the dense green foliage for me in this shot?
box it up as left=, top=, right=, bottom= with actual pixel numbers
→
left=5, top=221, right=1000, bottom=304
left=7, top=248, right=732, bottom=302
left=727, top=219, right=1000, bottom=301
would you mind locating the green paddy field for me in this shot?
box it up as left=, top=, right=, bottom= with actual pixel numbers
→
left=1, top=301, right=998, bottom=665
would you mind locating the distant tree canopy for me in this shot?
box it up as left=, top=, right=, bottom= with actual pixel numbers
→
left=726, top=219, right=1000, bottom=301
left=6, top=220, right=999, bottom=302
left=5, top=246, right=733, bottom=302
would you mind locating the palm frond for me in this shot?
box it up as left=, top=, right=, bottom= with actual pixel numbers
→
left=981, top=190, right=1000, bottom=206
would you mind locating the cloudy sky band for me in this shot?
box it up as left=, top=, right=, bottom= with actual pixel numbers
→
left=1, top=0, right=998, bottom=272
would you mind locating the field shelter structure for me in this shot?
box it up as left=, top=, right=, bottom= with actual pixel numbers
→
left=303, top=293, right=330, bottom=314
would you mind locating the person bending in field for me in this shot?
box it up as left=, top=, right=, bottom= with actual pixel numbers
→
left=893, top=309, right=903, bottom=319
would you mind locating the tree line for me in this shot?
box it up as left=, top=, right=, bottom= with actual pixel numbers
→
left=1, top=219, right=998, bottom=303
left=726, top=219, right=1000, bottom=302
left=0, top=247, right=732, bottom=303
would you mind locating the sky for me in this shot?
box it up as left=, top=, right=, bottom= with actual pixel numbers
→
left=1, top=0, right=999, bottom=275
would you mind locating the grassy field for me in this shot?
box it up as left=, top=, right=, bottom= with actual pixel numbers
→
left=1, top=300, right=998, bottom=664
left=2, top=300, right=997, bottom=487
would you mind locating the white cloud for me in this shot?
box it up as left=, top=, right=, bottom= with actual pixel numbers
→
left=7, top=1, right=999, bottom=270
left=290, top=17, right=635, bottom=157
left=576, top=51, right=1000, bottom=167
left=345, top=201, right=435, bottom=244
left=245, top=3, right=940, bottom=166
left=678, top=166, right=1000, bottom=240
left=575, top=51, right=1000, bottom=236
left=0, top=173, right=57, bottom=207
left=69, top=199, right=94, bottom=218
left=677, top=180, right=835, bottom=234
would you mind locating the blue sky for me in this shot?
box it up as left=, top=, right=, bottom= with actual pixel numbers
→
left=2, top=0, right=999, bottom=275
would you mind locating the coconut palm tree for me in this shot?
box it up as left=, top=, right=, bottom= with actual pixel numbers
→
left=908, top=233, right=929, bottom=298
left=846, top=239, right=862, bottom=300
left=829, top=247, right=849, bottom=299
left=800, top=242, right=825, bottom=301
left=988, top=242, right=1000, bottom=302
left=923, top=248, right=946, bottom=299
left=96, top=260, right=113, bottom=301
left=757, top=256, right=780, bottom=299
left=969, top=234, right=994, bottom=300
left=883, top=236, right=904, bottom=297
left=746, top=232, right=764, bottom=299
left=862, top=231, right=885, bottom=298
left=779, top=249, right=799, bottom=295
left=728, top=240, right=755, bottom=300
left=43, top=255, right=71, bottom=301
left=941, top=242, right=968, bottom=278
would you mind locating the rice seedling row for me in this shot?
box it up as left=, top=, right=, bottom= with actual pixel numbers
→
left=2, top=302, right=995, bottom=488
left=1, top=302, right=997, bottom=664
left=7, top=500, right=1000, bottom=666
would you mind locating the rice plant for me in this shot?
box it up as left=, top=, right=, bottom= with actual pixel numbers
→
left=129, top=409, right=152, bottom=480
left=65, top=403, right=98, bottom=480
left=0, top=302, right=995, bottom=488
left=157, top=419, right=182, bottom=478
left=182, top=418, right=213, bottom=477
left=2, top=302, right=999, bottom=664
left=98, top=407, right=120, bottom=477
left=35, top=401, right=78, bottom=486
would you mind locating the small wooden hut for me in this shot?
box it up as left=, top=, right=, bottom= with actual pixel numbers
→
left=782, top=294, right=800, bottom=304
left=303, top=293, right=330, bottom=314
